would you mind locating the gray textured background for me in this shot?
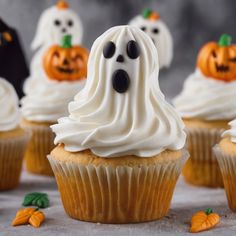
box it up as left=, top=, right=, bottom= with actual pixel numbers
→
left=0, top=0, right=235, bottom=97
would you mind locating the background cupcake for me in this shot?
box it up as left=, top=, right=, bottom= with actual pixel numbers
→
left=129, top=8, right=173, bottom=69
left=0, top=78, right=30, bottom=190
left=30, top=0, right=83, bottom=77
left=214, top=120, right=236, bottom=211
left=21, top=35, right=89, bottom=176
left=49, top=26, right=188, bottom=223
left=173, top=34, right=236, bottom=187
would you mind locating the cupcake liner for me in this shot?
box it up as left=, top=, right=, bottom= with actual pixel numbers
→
left=22, top=123, right=55, bottom=176
left=183, top=128, right=224, bottom=187
left=214, top=145, right=236, bottom=212
left=48, top=150, right=189, bottom=223
left=0, top=131, right=31, bottom=190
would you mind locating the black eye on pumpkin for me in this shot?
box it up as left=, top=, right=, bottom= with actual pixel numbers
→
left=54, top=19, right=61, bottom=26
left=53, top=51, right=60, bottom=58
left=212, top=51, right=217, bottom=58
left=152, top=28, right=159, bottom=34
left=127, top=40, right=140, bottom=59
left=68, top=20, right=73, bottom=27
left=229, top=57, right=236, bottom=63
left=141, top=26, right=146, bottom=31
left=103, top=41, right=116, bottom=58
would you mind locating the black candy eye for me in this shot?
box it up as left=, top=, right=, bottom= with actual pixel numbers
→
left=68, top=20, right=73, bottom=27
left=54, top=19, right=61, bottom=26
left=127, top=40, right=140, bottom=59
left=152, top=28, right=159, bottom=34
left=212, top=51, right=217, bottom=58
left=103, top=41, right=116, bottom=58
left=229, top=57, right=236, bottom=63
left=141, top=26, right=146, bottom=31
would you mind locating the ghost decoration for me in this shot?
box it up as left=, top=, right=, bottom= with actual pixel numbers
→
left=51, top=25, right=186, bottom=157
left=30, top=0, right=83, bottom=77
left=129, top=9, right=173, bottom=69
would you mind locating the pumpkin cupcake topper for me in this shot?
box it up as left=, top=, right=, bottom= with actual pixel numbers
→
left=197, top=34, right=236, bottom=82
left=43, top=34, right=88, bottom=81
left=142, top=8, right=160, bottom=21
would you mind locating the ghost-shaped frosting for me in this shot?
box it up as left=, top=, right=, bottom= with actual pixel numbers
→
left=30, top=1, right=83, bottom=77
left=129, top=10, right=173, bottom=69
left=51, top=25, right=185, bottom=158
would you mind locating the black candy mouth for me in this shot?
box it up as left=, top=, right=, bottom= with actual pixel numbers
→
left=112, top=69, right=130, bottom=93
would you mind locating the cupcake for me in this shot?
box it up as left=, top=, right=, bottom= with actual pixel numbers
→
left=48, top=26, right=188, bottom=223
left=129, top=8, right=173, bottom=69
left=173, top=34, right=236, bottom=187
left=31, top=0, right=83, bottom=77
left=214, top=120, right=236, bottom=211
left=21, top=35, right=89, bottom=176
left=0, top=78, right=30, bottom=190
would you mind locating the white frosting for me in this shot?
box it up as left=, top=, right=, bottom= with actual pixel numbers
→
left=51, top=25, right=186, bottom=158
left=222, top=120, right=236, bottom=143
left=129, top=15, right=173, bottom=69
left=21, top=77, right=86, bottom=122
left=173, top=70, right=236, bottom=120
left=0, top=78, right=20, bottom=131
left=31, top=4, right=83, bottom=77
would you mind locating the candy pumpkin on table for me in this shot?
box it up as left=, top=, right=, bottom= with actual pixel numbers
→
left=43, top=34, right=88, bottom=81
left=197, top=34, right=236, bottom=82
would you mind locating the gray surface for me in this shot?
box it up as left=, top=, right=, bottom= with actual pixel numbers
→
left=0, top=0, right=235, bottom=98
left=1, top=171, right=236, bottom=236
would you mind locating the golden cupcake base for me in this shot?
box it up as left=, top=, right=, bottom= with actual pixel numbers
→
left=21, top=119, right=55, bottom=176
left=0, top=128, right=30, bottom=190
left=48, top=145, right=189, bottom=223
left=214, top=140, right=236, bottom=212
left=183, top=128, right=224, bottom=187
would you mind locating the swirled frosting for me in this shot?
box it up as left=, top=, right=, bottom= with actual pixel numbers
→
left=222, top=120, right=236, bottom=143
left=21, top=76, right=86, bottom=122
left=51, top=26, right=186, bottom=158
left=0, top=78, right=20, bottom=131
left=173, top=70, right=236, bottom=120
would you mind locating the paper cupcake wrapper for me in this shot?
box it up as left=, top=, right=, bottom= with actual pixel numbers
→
left=182, top=128, right=224, bottom=187
left=214, top=145, right=236, bottom=211
left=48, top=150, right=189, bottom=223
left=22, top=123, right=55, bottom=176
left=0, top=131, right=31, bottom=190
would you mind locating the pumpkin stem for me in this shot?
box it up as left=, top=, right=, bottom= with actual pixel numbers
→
left=142, top=8, right=152, bottom=19
left=61, top=35, right=72, bottom=48
left=218, top=34, right=232, bottom=46
left=205, top=208, right=213, bottom=215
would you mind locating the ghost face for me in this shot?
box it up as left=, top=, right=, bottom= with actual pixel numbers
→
left=129, top=16, right=173, bottom=68
left=102, top=38, right=140, bottom=93
left=31, top=6, right=83, bottom=50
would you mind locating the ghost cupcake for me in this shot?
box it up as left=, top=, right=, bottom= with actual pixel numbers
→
left=48, top=26, right=188, bottom=223
left=214, top=120, right=236, bottom=211
left=129, top=8, right=173, bottom=69
left=31, top=0, right=83, bottom=76
left=173, top=34, right=236, bottom=187
left=0, top=78, right=30, bottom=190
left=21, top=35, right=89, bottom=176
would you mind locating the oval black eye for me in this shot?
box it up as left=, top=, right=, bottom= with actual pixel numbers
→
left=127, top=40, right=140, bottom=59
left=68, top=20, right=73, bottom=27
left=152, top=28, right=159, bottom=34
left=141, top=26, right=146, bottom=31
left=54, top=19, right=61, bottom=26
left=103, top=41, right=116, bottom=58
left=212, top=51, right=217, bottom=58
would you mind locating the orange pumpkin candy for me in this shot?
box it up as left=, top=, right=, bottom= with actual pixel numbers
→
left=43, top=35, right=89, bottom=81
left=197, top=34, right=236, bottom=82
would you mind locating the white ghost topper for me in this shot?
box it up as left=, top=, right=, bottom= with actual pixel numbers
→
left=51, top=25, right=186, bottom=157
left=129, top=9, right=173, bottom=69
left=30, top=0, right=83, bottom=77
